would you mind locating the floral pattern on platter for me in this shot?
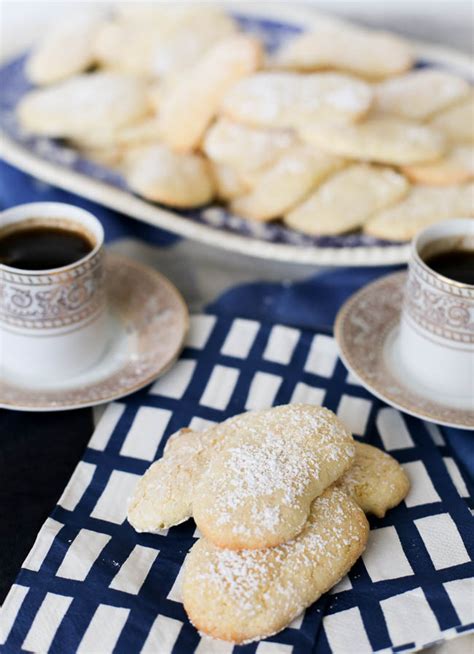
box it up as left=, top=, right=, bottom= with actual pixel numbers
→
left=0, top=253, right=105, bottom=329
left=0, top=255, right=189, bottom=410
left=335, top=272, right=474, bottom=429
left=403, top=257, right=474, bottom=345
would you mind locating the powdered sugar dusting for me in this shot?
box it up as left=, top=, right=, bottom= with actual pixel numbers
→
left=184, top=487, right=368, bottom=642
left=127, top=427, right=216, bottom=533
left=194, top=404, right=355, bottom=545
left=327, top=85, right=368, bottom=111
left=203, top=118, right=295, bottom=174
left=222, top=71, right=372, bottom=126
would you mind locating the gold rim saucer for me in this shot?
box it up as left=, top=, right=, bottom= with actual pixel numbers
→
left=335, top=272, right=474, bottom=431
left=0, top=254, right=189, bottom=411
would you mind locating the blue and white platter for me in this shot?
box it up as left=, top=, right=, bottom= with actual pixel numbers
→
left=0, top=5, right=471, bottom=266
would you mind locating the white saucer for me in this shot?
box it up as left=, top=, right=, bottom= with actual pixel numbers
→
left=0, top=254, right=189, bottom=411
left=335, top=271, right=474, bottom=430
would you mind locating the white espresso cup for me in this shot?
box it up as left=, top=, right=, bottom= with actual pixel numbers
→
left=0, top=202, right=108, bottom=382
left=398, top=218, right=474, bottom=408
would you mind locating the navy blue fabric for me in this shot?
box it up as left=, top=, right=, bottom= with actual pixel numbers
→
left=208, top=273, right=474, bottom=482
left=1, top=161, right=473, bottom=653
left=2, top=310, right=473, bottom=653
left=207, top=266, right=402, bottom=332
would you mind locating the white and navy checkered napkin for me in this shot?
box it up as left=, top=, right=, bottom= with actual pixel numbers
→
left=1, top=313, right=473, bottom=654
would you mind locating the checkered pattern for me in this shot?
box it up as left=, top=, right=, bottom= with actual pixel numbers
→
left=1, top=313, right=473, bottom=654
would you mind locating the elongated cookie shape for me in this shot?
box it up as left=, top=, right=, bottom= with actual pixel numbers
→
left=230, top=144, right=346, bottom=222
left=71, top=116, right=162, bottom=151
left=272, top=18, right=413, bottom=80
left=210, top=162, right=251, bottom=201
left=125, top=144, right=215, bottom=208
left=150, top=9, right=237, bottom=79
left=364, top=183, right=474, bottom=240
left=221, top=71, right=373, bottom=129
left=374, top=70, right=470, bottom=121
left=299, top=116, right=446, bottom=166
left=115, top=3, right=217, bottom=28
left=113, top=118, right=162, bottom=147
left=284, top=163, right=409, bottom=235
left=115, top=4, right=233, bottom=44
left=25, top=13, right=103, bottom=85
left=193, top=404, right=355, bottom=550
left=94, top=5, right=193, bottom=76
left=159, top=35, right=262, bottom=152
left=183, top=487, right=368, bottom=644
left=17, top=72, right=149, bottom=138
left=95, top=6, right=226, bottom=76
left=127, top=428, right=216, bottom=532
left=402, top=145, right=474, bottom=185
left=337, top=442, right=410, bottom=518
left=101, top=6, right=236, bottom=79
left=429, top=93, right=474, bottom=145
left=128, top=427, right=408, bottom=534
left=203, top=118, right=296, bottom=177
left=94, top=20, right=157, bottom=75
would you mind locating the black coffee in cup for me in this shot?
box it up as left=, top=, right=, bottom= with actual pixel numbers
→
left=421, top=232, right=474, bottom=286
left=423, top=246, right=474, bottom=286
left=0, top=219, right=94, bottom=270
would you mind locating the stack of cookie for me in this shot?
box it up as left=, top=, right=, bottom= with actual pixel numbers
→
left=128, top=404, right=409, bottom=643
left=17, top=5, right=474, bottom=241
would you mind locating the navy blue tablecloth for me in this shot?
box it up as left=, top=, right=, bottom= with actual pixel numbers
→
left=1, top=159, right=472, bottom=616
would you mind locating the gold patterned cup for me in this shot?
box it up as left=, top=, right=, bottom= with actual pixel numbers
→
left=0, top=202, right=108, bottom=382
left=398, top=218, right=474, bottom=408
